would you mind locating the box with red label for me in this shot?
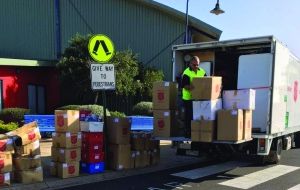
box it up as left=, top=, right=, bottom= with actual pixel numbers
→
left=15, top=140, right=41, bottom=157
left=13, top=155, right=42, bottom=170
left=107, top=117, right=131, bottom=144
left=0, top=173, right=10, bottom=186
left=81, top=151, right=104, bottom=163
left=55, top=110, right=80, bottom=133
left=81, top=132, right=104, bottom=144
left=0, top=138, right=13, bottom=152
left=6, top=122, right=41, bottom=146
left=0, top=152, right=12, bottom=173
left=191, top=76, right=222, bottom=100
left=14, top=167, right=43, bottom=184
left=152, top=81, right=178, bottom=110
left=57, top=162, right=80, bottom=178
left=52, top=132, right=81, bottom=148
left=217, top=109, right=244, bottom=141
left=80, top=121, right=104, bottom=132
left=82, top=142, right=103, bottom=153
left=51, top=147, right=81, bottom=163
left=153, top=110, right=180, bottom=138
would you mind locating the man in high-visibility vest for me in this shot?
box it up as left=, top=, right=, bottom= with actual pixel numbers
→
left=181, top=56, right=206, bottom=138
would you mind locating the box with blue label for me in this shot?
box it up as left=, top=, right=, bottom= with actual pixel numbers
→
left=80, top=162, right=104, bottom=174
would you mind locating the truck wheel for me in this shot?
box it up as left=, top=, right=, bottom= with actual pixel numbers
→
left=267, top=139, right=282, bottom=164
left=294, top=132, right=300, bottom=148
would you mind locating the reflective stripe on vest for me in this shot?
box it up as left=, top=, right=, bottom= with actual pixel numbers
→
left=182, top=67, right=206, bottom=100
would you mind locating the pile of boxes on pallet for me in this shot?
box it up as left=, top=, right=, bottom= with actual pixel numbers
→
left=0, top=122, right=43, bottom=186
left=191, top=76, right=255, bottom=142
left=152, top=81, right=183, bottom=137
left=80, top=110, right=105, bottom=174
left=107, top=116, right=131, bottom=170
left=51, top=110, right=81, bottom=178
left=130, top=132, right=160, bottom=168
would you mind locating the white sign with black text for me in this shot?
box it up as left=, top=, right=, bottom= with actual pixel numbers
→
left=90, top=63, right=115, bottom=90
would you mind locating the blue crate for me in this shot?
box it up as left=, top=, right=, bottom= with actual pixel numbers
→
left=81, top=162, right=105, bottom=174
left=24, top=115, right=55, bottom=132
left=127, top=116, right=153, bottom=131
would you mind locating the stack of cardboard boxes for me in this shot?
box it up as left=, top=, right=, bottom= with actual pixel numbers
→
left=80, top=110, right=105, bottom=174
left=0, top=134, right=13, bottom=186
left=107, top=117, right=131, bottom=170
left=51, top=110, right=81, bottom=178
left=9, top=122, right=43, bottom=184
left=153, top=81, right=181, bottom=137
left=130, top=132, right=160, bottom=168
left=218, top=89, right=255, bottom=141
left=191, top=77, right=222, bottom=142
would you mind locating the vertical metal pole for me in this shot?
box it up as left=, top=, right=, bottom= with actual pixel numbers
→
left=185, top=0, right=189, bottom=44
left=102, top=90, right=108, bottom=169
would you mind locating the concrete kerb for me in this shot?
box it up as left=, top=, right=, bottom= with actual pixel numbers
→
left=3, top=140, right=204, bottom=190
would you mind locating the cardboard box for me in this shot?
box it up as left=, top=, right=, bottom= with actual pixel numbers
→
left=130, top=151, right=135, bottom=169
left=153, top=81, right=178, bottom=110
left=14, top=166, right=43, bottom=184
left=243, top=110, right=253, bottom=140
left=0, top=138, right=13, bottom=152
left=51, top=147, right=81, bottom=163
left=191, top=77, right=222, bottom=100
left=80, top=121, right=104, bottom=132
left=108, top=144, right=131, bottom=170
left=57, top=162, right=80, bottom=178
left=107, top=117, right=131, bottom=145
left=15, top=140, right=41, bottom=157
left=223, top=89, right=256, bottom=110
left=13, top=155, right=42, bottom=170
left=55, top=110, right=80, bottom=133
left=130, top=132, right=145, bottom=151
left=193, top=99, right=222, bottom=120
left=0, top=173, right=10, bottom=186
left=217, top=109, right=244, bottom=141
left=52, top=132, right=82, bottom=148
left=49, top=162, right=57, bottom=176
left=191, top=120, right=216, bottom=142
left=6, top=122, right=41, bottom=146
left=149, top=140, right=160, bottom=150
left=134, top=151, right=143, bottom=168
left=0, top=152, right=12, bottom=173
left=150, top=149, right=160, bottom=165
left=153, top=110, right=179, bottom=138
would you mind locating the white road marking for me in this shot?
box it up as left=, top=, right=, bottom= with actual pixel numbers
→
left=171, top=161, right=250, bottom=180
left=287, top=184, right=300, bottom=190
left=219, top=165, right=300, bottom=189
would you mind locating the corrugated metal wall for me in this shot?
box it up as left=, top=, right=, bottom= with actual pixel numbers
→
left=60, top=0, right=185, bottom=80
left=0, top=0, right=56, bottom=60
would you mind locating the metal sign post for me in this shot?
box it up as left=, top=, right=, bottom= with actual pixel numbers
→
left=88, top=34, right=115, bottom=170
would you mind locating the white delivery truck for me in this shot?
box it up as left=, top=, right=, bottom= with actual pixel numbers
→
left=171, top=36, right=300, bottom=163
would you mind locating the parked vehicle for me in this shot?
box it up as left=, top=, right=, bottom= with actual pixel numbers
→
left=170, top=36, right=300, bottom=163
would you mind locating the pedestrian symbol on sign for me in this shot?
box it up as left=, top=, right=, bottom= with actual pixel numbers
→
left=88, top=34, right=115, bottom=63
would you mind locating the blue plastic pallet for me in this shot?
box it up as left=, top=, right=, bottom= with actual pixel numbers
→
left=24, top=115, right=55, bottom=132
left=80, top=162, right=105, bottom=174
left=127, top=116, right=153, bottom=131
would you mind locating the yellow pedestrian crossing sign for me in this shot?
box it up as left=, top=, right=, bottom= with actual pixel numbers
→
left=88, top=34, right=115, bottom=63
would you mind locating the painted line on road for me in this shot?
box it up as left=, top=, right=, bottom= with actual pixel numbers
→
left=171, top=161, right=250, bottom=180
left=219, top=165, right=300, bottom=189
left=287, top=184, right=300, bottom=190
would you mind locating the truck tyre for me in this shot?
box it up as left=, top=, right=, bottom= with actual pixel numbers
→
left=294, top=132, right=300, bottom=148
left=267, top=138, right=282, bottom=164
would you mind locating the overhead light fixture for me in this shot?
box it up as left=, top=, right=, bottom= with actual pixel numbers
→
left=210, top=0, right=225, bottom=15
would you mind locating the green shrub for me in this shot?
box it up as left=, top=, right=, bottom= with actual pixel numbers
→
left=132, top=101, right=153, bottom=116
left=0, top=108, right=30, bottom=125
left=110, top=111, right=126, bottom=118
left=0, top=121, right=18, bottom=133
left=57, top=104, right=110, bottom=117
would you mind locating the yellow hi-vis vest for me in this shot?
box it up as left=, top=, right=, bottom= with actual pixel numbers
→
left=182, top=67, right=206, bottom=100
